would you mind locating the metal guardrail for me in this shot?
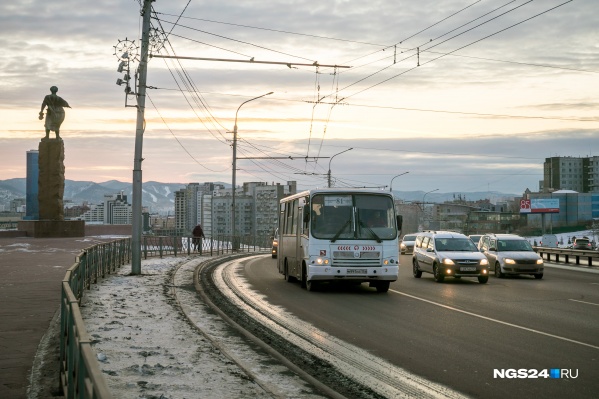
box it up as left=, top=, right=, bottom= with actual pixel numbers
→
left=535, top=247, right=599, bottom=267
left=59, top=235, right=269, bottom=399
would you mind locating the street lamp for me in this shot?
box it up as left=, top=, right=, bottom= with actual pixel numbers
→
left=231, top=92, right=273, bottom=245
left=327, top=148, right=353, bottom=187
left=422, top=188, right=439, bottom=226
left=390, top=172, right=409, bottom=192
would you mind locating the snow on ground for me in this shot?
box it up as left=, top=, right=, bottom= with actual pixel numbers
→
left=80, top=255, right=325, bottom=399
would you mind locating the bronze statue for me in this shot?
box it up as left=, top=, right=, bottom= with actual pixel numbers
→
left=39, top=86, right=71, bottom=139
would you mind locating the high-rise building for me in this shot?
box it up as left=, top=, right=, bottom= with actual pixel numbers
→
left=543, top=156, right=598, bottom=193
left=78, top=192, right=132, bottom=224
left=174, top=189, right=186, bottom=234
left=25, top=150, right=39, bottom=220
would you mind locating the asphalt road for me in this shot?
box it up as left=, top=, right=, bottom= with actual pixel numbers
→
left=242, top=254, right=599, bottom=399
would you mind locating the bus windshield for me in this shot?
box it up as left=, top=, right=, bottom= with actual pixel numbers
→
left=310, top=193, right=397, bottom=241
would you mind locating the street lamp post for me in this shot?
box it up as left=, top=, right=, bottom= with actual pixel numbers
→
left=389, top=172, right=409, bottom=192
left=327, top=148, right=353, bottom=187
left=422, top=188, right=439, bottom=226
left=231, top=92, right=273, bottom=247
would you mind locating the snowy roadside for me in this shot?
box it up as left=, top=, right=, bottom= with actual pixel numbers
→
left=79, top=255, right=326, bottom=399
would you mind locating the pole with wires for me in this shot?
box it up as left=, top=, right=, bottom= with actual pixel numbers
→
left=131, top=0, right=153, bottom=275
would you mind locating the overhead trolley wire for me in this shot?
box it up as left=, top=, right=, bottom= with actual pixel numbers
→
left=338, top=0, right=575, bottom=102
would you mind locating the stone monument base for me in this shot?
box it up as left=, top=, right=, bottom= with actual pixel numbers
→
left=18, top=220, right=85, bottom=238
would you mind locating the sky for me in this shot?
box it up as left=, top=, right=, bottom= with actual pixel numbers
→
left=1, top=0, right=597, bottom=197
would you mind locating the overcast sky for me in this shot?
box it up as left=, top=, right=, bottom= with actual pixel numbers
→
left=1, top=0, right=597, bottom=196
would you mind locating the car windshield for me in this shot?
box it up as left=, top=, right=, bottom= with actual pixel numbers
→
left=311, top=193, right=397, bottom=241
left=403, top=235, right=417, bottom=241
left=434, top=238, right=478, bottom=251
left=497, top=239, right=533, bottom=251
left=575, top=239, right=589, bottom=245
left=469, top=235, right=482, bottom=244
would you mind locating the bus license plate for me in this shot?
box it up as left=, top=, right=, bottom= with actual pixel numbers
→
left=460, top=267, right=477, bottom=271
left=347, top=269, right=367, bottom=274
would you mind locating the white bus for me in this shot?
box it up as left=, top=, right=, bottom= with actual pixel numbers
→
left=277, top=188, right=402, bottom=292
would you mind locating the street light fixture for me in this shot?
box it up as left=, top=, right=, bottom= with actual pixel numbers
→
left=327, top=148, right=353, bottom=188
left=231, top=92, right=273, bottom=246
left=390, top=172, right=409, bottom=192
left=422, top=188, right=439, bottom=226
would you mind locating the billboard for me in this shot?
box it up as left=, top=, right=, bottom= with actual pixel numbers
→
left=520, top=198, right=560, bottom=214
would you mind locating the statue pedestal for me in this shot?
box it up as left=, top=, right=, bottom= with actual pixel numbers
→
left=38, top=138, right=65, bottom=221
left=18, top=220, right=85, bottom=238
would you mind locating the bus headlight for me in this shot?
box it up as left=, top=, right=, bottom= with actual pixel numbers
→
left=315, top=257, right=329, bottom=265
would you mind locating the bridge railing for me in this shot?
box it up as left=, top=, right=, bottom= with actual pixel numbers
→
left=534, top=246, right=599, bottom=267
left=59, top=234, right=269, bottom=399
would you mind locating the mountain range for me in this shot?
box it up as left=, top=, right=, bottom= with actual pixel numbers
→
left=0, top=179, right=187, bottom=214
left=0, top=178, right=520, bottom=215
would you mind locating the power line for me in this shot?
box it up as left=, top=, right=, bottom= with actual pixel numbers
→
left=339, top=1, right=575, bottom=101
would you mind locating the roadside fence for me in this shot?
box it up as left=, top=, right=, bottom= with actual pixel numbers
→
left=59, top=234, right=269, bottom=399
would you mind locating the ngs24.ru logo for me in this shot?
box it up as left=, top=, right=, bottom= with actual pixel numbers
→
left=494, top=369, right=578, bottom=379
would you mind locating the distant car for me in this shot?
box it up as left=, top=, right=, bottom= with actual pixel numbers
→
left=468, top=235, right=483, bottom=246
left=540, top=234, right=558, bottom=248
left=271, top=228, right=279, bottom=258
left=479, top=233, right=544, bottom=279
left=412, top=231, right=489, bottom=284
left=400, top=233, right=418, bottom=254
left=572, top=237, right=592, bottom=250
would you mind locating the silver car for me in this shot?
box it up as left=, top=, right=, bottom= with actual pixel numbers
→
left=412, top=231, right=489, bottom=284
left=400, top=233, right=418, bottom=254
left=479, top=234, right=544, bottom=279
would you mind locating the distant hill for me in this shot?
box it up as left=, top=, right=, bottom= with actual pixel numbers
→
left=0, top=179, right=188, bottom=214
left=1, top=177, right=522, bottom=215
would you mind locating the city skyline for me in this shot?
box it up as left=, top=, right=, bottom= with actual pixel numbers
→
left=1, top=0, right=597, bottom=194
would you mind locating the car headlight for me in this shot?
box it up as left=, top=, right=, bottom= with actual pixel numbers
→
left=480, top=259, right=488, bottom=266
left=442, top=258, right=455, bottom=265
left=400, top=243, right=406, bottom=249
left=504, top=258, right=516, bottom=264
left=536, top=259, right=543, bottom=265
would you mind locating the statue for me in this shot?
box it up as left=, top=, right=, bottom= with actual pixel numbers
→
left=39, top=86, right=71, bottom=140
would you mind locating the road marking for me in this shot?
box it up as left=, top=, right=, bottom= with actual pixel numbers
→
left=389, top=289, right=599, bottom=350
left=220, top=257, right=469, bottom=399
left=569, top=299, right=599, bottom=306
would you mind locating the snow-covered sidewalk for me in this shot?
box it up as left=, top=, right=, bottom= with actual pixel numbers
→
left=80, top=256, right=325, bottom=399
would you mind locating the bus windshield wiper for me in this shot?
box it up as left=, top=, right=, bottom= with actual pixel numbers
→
left=331, top=219, right=352, bottom=242
left=359, top=221, right=382, bottom=243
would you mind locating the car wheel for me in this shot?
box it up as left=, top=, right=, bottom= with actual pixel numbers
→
left=412, top=260, right=422, bottom=278
left=433, top=265, right=444, bottom=283
left=494, top=262, right=504, bottom=278
left=534, top=273, right=543, bottom=280
left=478, top=276, right=489, bottom=284
left=376, top=281, right=390, bottom=293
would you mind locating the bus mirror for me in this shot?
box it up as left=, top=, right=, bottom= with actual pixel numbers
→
left=303, top=209, right=310, bottom=223
left=396, top=215, right=403, bottom=230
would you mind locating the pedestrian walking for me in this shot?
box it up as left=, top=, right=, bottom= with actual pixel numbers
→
left=192, top=224, right=205, bottom=253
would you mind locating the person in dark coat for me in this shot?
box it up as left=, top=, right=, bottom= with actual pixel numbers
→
left=192, top=224, right=205, bottom=252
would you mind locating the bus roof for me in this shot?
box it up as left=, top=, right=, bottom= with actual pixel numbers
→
left=280, top=188, right=394, bottom=203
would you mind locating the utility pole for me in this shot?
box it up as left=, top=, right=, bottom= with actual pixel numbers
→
left=131, top=0, right=153, bottom=275
left=231, top=92, right=273, bottom=249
